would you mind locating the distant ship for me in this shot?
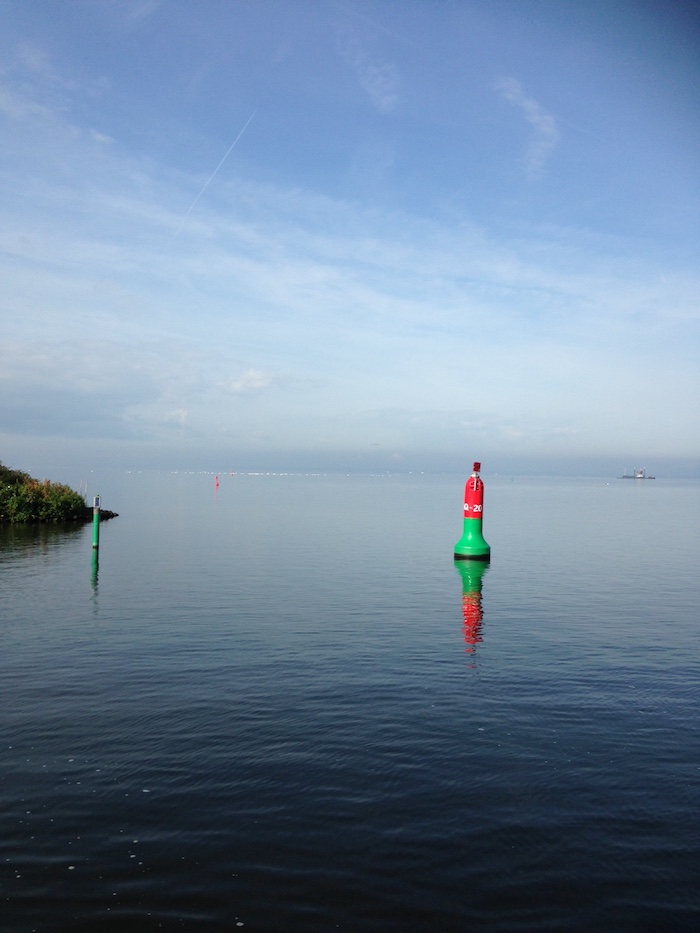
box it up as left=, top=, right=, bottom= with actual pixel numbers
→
left=619, top=468, right=655, bottom=479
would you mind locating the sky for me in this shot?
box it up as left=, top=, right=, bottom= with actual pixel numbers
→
left=1, top=0, right=699, bottom=479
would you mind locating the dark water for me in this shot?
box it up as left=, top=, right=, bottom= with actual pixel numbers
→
left=2, top=472, right=699, bottom=931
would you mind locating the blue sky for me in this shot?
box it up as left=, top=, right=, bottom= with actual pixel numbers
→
left=1, top=0, right=698, bottom=478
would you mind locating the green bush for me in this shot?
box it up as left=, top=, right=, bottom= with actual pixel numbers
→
left=0, top=462, right=88, bottom=523
left=0, top=462, right=30, bottom=485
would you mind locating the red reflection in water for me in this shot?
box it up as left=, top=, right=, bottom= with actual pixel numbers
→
left=462, top=590, right=484, bottom=653
left=455, top=561, right=488, bottom=659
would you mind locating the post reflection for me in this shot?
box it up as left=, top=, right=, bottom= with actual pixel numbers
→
left=454, top=561, right=489, bottom=655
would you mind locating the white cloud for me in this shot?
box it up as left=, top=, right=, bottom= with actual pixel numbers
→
left=90, top=129, right=114, bottom=145
left=97, top=0, right=163, bottom=31
left=228, top=370, right=274, bottom=394
left=0, top=85, right=50, bottom=120
left=497, top=77, right=560, bottom=178
left=17, top=42, right=54, bottom=77
left=0, top=46, right=697, bottom=466
left=166, top=408, right=188, bottom=427
left=126, top=0, right=162, bottom=23
left=337, top=25, right=400, bottom=113
left=351, top=52, right=400, bottom=112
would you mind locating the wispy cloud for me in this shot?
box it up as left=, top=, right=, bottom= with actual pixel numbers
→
left=352, top=52, right=399, bottom=112
left=337, top=26, right=400, bottom=113
left=125, top=0, right=162, bottom=24
left=97, top=0, right=163, bottom=32
left=228, top=369, right=274, bottom=394
left=0, top=42, right=82, bottom=123
left=497, top=77, right=560, bottom=178
left=16, top=42, right=55, bottom=78
left=0, top=339, right=157, bottom=438
left=0, top=43, right=697, bottom=465
left=0, top=85, right=49, bottom=120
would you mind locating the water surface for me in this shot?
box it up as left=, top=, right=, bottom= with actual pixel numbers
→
left=2, top=472, right=699, bottom=931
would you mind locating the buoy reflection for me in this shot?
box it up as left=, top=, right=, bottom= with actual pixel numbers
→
left=455, top=560, right=489, bottom=655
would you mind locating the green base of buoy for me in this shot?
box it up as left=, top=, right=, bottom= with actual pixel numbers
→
left=454, top=519, right=490, bottom=561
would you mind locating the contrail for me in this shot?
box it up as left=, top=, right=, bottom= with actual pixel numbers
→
left=172, top=110, right=256, bottom=238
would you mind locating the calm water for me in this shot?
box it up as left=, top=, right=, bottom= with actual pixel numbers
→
left=2, top=472, right=699, bottom=932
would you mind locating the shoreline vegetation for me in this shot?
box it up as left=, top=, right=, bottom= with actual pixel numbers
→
left=0, top=462, right=118, bottom=525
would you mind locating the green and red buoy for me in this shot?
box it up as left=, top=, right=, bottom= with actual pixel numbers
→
left=454, top=461, right=490, bottom=561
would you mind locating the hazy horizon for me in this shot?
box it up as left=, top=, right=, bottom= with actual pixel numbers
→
left=4, top=442, right=697, bottom=489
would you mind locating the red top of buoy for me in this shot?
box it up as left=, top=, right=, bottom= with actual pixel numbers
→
left=464, top=468, right=484, bottom=515
left=473, top=461, right=481, bottom=473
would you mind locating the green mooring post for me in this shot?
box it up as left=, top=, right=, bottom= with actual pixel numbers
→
left=91, top=547, right=99, bottom=588
left=92, top=495, right=101, bottom=550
